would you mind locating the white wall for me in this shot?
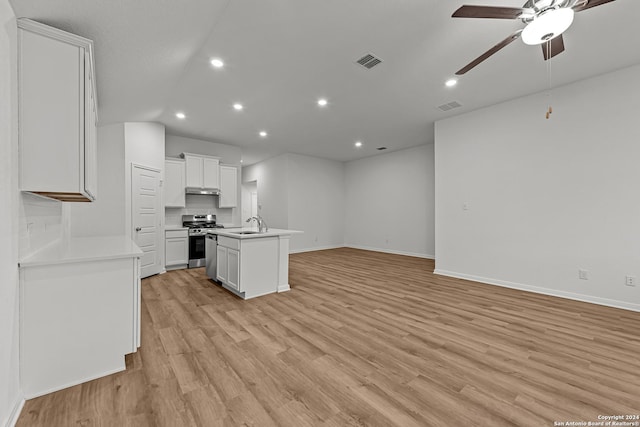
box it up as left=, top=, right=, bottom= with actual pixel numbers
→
left=241, top=181, right=257, bottom=224
left=242, top=155, right=290, bottom=230
left=344, top=145, right=435, bottom=258
left=124, top=122, right=165, bottom=270
left=69, top=124, right=126, bottom=237
left=165, top=134, right=242, bottom=227
left=244, top=153, right=346, bottom=252
left=0, top=2, right=23, bottom=425
left=286, top=153, right=345, bottom=252
left=124, top=122, right=165, bottom=237
left=435, top=64, right=640, bottom=312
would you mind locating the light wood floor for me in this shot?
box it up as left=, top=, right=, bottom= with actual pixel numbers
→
left=18, top=248, right=640, bottom=426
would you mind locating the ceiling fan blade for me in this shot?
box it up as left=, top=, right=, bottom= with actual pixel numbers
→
left=455, top=30, right=522, bottom=75
left=541, top=35, right=565, bottom=60
left=573, top=0, right=616, bottom=12
left=452, top=5, right=528, bottom=19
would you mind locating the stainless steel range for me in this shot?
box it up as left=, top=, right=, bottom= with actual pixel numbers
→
left=182, top=214, right=224, bottom=268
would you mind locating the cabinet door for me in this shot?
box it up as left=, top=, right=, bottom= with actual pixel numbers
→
left=165, top=237, right=188, bottom=266
left=18, top=20, right=98, bottom=202
left=218, top=165, right=238, bottom=208
left=203, top=157, right=219, bottom=189
left=83, top=51, right=98, bottom=200
left=227, top=249, right=240, bottom=290
left=164, top=160, right=185, bottom=208
left=185, top=156, right=203, bottom=188
left=216, top=245, right=228, bottom=283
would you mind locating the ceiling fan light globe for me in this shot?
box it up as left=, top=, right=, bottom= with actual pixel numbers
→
left=521, top=7, right=574, bottom=45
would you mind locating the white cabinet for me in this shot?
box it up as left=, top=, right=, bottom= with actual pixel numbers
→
left=216, top=245, right=228, bottom=283
left=19, top=249, right=140, bottom=398
left=185, top=155, right=203, bottom=189
left=215, top=235, right=279, bottom=298
left=18, top=19, right=98, bottom=202
left=218, top=165, right=238, bottom=208
left=165, top=229, right=188, bottom=270
left=181, top=153, right=220, bottom=191
left=227, top=248, right=240, bottom=290
left=203, top=157, right=220, bottom=189
left=164, top=158, right=186, bottom=208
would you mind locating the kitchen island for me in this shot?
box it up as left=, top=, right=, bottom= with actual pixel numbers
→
left=207, top=228, right=302, bottom=299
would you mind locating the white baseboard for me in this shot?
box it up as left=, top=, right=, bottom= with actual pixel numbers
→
left=434, top=269, right=640, bottom=313
left=345, top=245, right=435, bottom=260
left=23, top=365, right=126, bottom=400
left=277, top=283, right=291, bottom=293
left=289, top=245, right=344, bottom=254
left=6, top=396, right=25, bottom=427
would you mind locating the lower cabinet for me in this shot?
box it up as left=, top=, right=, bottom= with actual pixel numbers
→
left=165, top=228, right=188, bottom=270
left=20, top=256, right=140, bottom=398
left=215, top=235, right=278, bottom=299
left=227, top=248, right=240, bottom=290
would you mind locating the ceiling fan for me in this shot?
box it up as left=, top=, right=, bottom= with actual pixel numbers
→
left=452, top=0, right=617, bottom=75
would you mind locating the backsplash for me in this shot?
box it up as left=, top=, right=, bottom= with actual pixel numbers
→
left=19, top=192, right=63, bottom=258
left=165, top=194, right=236, bottom=228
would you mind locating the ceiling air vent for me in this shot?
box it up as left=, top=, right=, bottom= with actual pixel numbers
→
left=356, top=53, right=383, bottom=69
left=377, top=147, right=387, bottom=151
left=437, top=101, right=462, bottom=112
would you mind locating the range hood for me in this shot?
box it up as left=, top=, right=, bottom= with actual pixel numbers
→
left=186, top=187, right=220, bottom=195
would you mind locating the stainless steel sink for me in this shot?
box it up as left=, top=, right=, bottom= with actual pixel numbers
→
left=229, top=231, right=260, bottom=235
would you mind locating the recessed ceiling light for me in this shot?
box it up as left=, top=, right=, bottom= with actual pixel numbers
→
left=445, top=79, right=458, bottom=87
left=175, top=112, right=186, bottom=119
left=233, top=103, right=243, bottom=111
left=210, top=58, right=224, bottom=68
left=317, top=98, right=328, bottom=107
left=355, top=141, right=363, bottom=148
left=259, top=131, right=268, bottom=138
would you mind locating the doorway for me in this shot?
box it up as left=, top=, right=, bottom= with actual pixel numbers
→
left=241, top=181, right=258, bottom=222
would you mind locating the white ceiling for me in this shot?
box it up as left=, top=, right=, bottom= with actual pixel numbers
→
left=9, top=0, right=640, bottom=165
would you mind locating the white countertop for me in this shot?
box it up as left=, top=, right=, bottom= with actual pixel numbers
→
left=20, top=235, right=143, bottom=267
left=209, top=228, right=303, bottom=239
left=165, top=226, right=188, bottom=231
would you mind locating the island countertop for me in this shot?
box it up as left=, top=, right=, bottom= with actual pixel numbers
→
left=207, top=228, right=303, bottom=239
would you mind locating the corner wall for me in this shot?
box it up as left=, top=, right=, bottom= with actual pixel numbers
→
left=242, top=155, right=290, bottom=230
left=344, top=145, right=435, bottom=258
left=286, top=153, right=345, bottom=252
left=435, top=64, right=640, bottom=311
left=242, top=153, right=346, bottom=252
left=0, top=2, right=23, bottom=425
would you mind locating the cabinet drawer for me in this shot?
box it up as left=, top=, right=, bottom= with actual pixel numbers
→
left=165, top=229, right=188, bottom=239
left=218, top=236, right=240, bottom=250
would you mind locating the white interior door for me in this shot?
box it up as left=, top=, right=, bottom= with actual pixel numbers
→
left=132, top=165, right=162, bottom=278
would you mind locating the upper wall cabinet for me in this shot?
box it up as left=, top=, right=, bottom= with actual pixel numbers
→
left=164, top=158, right=186, bottom=208
left=218, top=165, right=238, bottom=208
left=18, top=19, right=98, bottom=202
left=180, top=153, right=220, bottom=192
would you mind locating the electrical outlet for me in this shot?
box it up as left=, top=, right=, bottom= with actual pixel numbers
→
left=578, top=269, right=589, bottom=280
left=462, top=202, right=469, bottom=211
left=625, top=276, right=636, bottom=287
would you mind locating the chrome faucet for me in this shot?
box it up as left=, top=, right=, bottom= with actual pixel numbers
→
left=246, top=215, right=268, bottom=233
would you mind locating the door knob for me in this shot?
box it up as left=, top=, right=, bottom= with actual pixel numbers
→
left=135, top=227, right=142, bottom=232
